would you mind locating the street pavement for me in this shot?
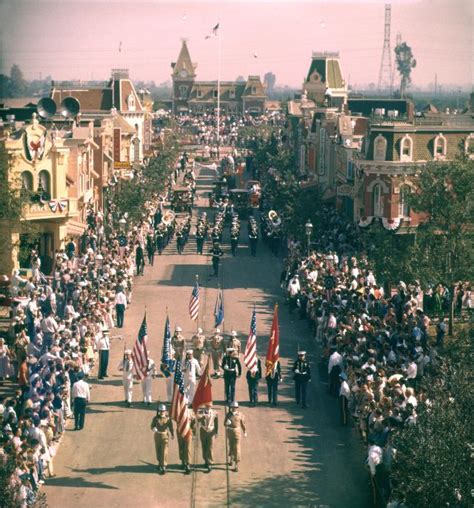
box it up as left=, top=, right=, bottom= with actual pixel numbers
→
left=43, top=165, right=371, bottom=508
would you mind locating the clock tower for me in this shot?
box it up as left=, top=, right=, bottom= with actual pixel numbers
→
left=171, top=39, right=196, bottom=114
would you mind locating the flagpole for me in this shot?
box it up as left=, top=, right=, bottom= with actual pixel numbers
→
left=216, top=22, right=221, bottom=158
left=195, top=274, right=199, bottom=332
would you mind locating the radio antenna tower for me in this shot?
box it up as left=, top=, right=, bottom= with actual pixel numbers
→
left=377, top=4, right=393, bottom=94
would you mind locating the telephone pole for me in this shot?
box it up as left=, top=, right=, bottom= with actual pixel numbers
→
left=377, top=4, right=393, bottom=94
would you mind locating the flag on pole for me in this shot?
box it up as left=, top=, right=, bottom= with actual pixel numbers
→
left=192, top=357, right=213, bottom=412
left=265, top=304, right=280, bottom=376
left=189, top=277, right=200, bottom=321
left=244, top=308, right=258, bottom=373
left=212, top=23, right=220, bottom=36
left=214, top=288, right=224, bottom=327
left=132, top=313, right=148, bottom=380
left=160, top=315, right=174, bottom=378
left=170, top=359, right=191, bottom=439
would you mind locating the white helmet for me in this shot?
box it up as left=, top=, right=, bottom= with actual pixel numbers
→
left=175, top=326, right=182, bottom=332
left=197, top=327, right=203, bottom=334
left=231, top=330, right=237, bottom=337
left=215, top=328, right=221, bottom=334
left=230, top=401, right=239, bottom=408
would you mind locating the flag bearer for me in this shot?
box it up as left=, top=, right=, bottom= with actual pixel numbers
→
left=151, top=403, right=174, bottom=475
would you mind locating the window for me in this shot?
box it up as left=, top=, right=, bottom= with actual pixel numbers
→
left=399, top=185, right=411, bottom=217
left=127, top=93, right=135, bottom=111
left=251, top=86, right=257, bottom=95
left=213, top=90, right=218, bottom=98
left=400, top=135, right=413, bottom=162
left=346, top=161, right=354, bottom=181
left=38, top=170, right=51, bottom=200
left=434, top=134, right=447, bottom=159
left=374, top=135, right=387, bottom=161
left=465, top=134, right=474, bottom=158
left=373, top=184, right=383, bottom=217
left=21, top=171, right=33, bottom=191
left=196, top=89, right=202, bottom=98
left=229, top=89, right=235, bottom=99
left=179, top=85, right=188, bottom=99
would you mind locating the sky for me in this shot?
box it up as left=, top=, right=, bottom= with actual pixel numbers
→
left=0, top=0, right=472, bottom=89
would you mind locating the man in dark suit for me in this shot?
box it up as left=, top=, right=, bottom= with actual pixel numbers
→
left=221, top=348, right=242, bottom=404
left=265, top=359, right=282, bottom=406
left=292, top=351, right=311, bottom=408
left=246, top=357, right=262, bottom=407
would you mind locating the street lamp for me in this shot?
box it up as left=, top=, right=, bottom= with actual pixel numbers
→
left=118, top=217, right=127, bottom=233
left=305, top=219, right=313, bottom=257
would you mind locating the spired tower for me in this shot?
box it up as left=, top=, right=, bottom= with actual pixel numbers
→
left=171, top=39, right=196, bottom=114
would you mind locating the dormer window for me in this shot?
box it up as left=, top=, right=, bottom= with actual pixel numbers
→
left=127, top=93, right=135, bottom=111
left=196, top=89, right=202, bottom=98
left=213, top=90, right=218, bottom=98
left=374, top=134, right=387, bottom=161
left=434, top=133, right=447, bottom=159
left=229, top=89, right=236, bottom=99
left=251, top=86, right=257, bottom=95
left=400, top=134, right=413, bottom=162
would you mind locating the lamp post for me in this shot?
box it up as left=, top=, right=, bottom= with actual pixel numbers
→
left=305, top=219, right=313, bottom=257
left=118, top=217, right=127, bottom=233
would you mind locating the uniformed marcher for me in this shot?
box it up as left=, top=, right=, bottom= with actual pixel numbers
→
left=248, top=227, right=258, bottom=257
left=142, top=357, right=156, bottom=405
left=198, top=403, right=219, bottom=472
left=118, top=350, right=134, bottom=407
left=176, top=228, right=185, bottom=255
left=155, top=225, right=165, bottom=255
left=195, top=226, right=206, bottom=255
left=183, top=350, right=202, bottom=403
left=224, top=401, right=247, bottom=472
left=230, top=228, right=239, bottom=257
left=292, top=351, right=311, bottom=408
left=191, top=328, right=206, bottom=367
left=246, top=357, right=262, bottom=406
left=210, top=242, right=224, bottom=277
left=177, top=407, right=196, bottom=474
left=151, top=403, right=174, bottom=474
left=339, top=372, right=350, bottom=425
left=172, top=326, right=185, bottom=360
left=227, top=330, right=241, bottom=355
left=222, top=348, right=242, bottom=404
left=265, top=358, right=282, bottom=406
left=209, top=328, right=225, bottom=378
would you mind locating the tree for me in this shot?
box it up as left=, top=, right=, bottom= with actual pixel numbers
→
left=0, top=73, right=12, bottom=98
left=391, top=329, right=473, bottom=507
left=394, top=42, right=416, bottom=97
left=264, top=72, right=276, bottom=91
left=408, top=157, right=474, bottom=332
left=9, top=64, right=27, bottom=97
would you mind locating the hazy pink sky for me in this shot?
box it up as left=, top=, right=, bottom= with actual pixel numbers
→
left=0, top=0, right=472, bottom=89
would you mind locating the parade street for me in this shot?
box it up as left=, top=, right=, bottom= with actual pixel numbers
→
left=42, top=166, right=370, bottom=508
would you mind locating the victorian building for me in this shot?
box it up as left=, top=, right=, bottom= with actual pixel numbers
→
left=171, top=40, right=266, bottom=115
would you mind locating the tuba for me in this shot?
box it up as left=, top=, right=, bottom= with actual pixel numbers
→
left=268, top=210, right=281, bottom=227
left=161, top=210, right=176, bottom=226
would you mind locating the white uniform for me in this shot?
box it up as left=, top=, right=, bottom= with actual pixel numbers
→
left=118, top=358, right=134, bottom=403
left=183, top=357, right=202, bottom=402
left=142, top=358, right=156, bottom=403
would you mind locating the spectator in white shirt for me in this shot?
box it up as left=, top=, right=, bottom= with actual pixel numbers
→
left=72, top=372, right=90, bottom=430
left=115, top=289, right=127, bottom=328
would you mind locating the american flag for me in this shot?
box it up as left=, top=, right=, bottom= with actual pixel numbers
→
left=244, top=308, right=258, bottom=373
left=132, top=313, right=148, bottom=380
left=170, top=358, right=192, bottom=439
left=160, top=315, right=174, bottom=378
left=189, top=278, right=200, bottom=321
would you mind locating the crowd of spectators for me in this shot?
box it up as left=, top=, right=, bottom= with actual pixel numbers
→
left=281, top=206, right=471, bottom=505
left=0, top=196, right=162, bottom=506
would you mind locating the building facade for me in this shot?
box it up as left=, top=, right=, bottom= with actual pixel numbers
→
left=171, top=40, right=266, bottom=115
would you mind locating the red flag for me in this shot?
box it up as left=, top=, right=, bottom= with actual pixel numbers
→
left=265, top=304, right=279, bottom=376
left=192, top=357, right=213, bottom=412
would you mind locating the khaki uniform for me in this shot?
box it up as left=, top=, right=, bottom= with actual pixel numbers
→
left=227, top=337, right=242, bottom=355
left=210, top=334, right=225, bottom=374
left=224, top=410, right=246, bottom=465
left=151, top=414, right=174, bottom=467
left=177, top=411, right=196, bottom=466
left=192, top=333, right=206, bottom=367
left=172, top=333, right=185, bottom=359
left=198, top=409, right=219, bottom=465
